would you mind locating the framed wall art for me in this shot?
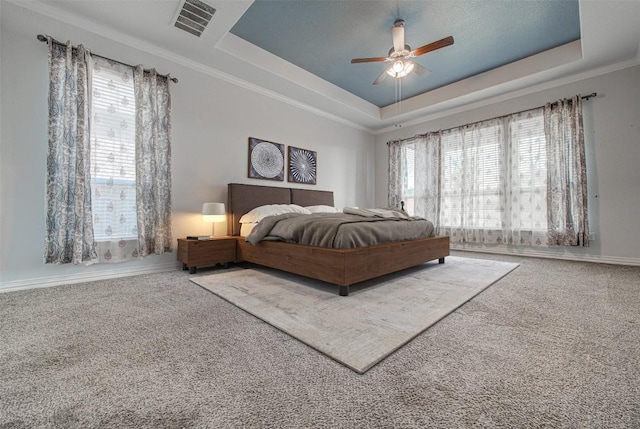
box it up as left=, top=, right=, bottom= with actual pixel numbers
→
left=288, top=146, right=317, bottom=185
left=248, top=137, right=284, bottom=181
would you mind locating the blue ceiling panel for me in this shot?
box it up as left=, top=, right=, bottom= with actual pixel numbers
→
left=231, top=0, right=580, bottom=107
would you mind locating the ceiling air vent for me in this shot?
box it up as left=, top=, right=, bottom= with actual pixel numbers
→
left=174, top=0, right=216, bottom=37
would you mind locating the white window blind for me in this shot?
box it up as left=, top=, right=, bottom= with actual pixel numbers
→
left=89, top=57, right=137, bottom=241
left=440, top=121, right=503, bottom=229
left=507, top=110, right=548, bottom=232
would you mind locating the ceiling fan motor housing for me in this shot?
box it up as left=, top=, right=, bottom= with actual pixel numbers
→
left=388, top=45, right=412, bottom=58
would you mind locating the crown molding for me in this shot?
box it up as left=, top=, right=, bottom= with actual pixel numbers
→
left=8, top=0, right=375, bottom=134
left=373, top=57, right=640, bottom=135
left=10, top=0, right=639, bottom=137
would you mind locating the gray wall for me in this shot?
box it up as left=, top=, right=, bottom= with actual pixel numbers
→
left=0, top=2, right=375, bottom=290
left=375, top=65, right=640, bottom=265
left=2, top=2, right=638, bottom=291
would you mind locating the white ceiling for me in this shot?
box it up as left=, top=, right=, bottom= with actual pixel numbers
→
left=14, top=0, right=640, bottom=133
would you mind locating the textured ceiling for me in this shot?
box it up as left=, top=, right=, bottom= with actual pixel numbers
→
left=230, top=0, right=581, bottom=107
left=16, top=0, right=640, bottom=131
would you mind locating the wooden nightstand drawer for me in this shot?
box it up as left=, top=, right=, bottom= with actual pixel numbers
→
left=177, top=237, right=237, bottom=273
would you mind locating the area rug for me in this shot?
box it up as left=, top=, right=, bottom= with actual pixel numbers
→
left=191, top=256, right=519, bottom=373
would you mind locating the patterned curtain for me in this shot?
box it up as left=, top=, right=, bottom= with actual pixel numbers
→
left=133, top=66, right=173, bottom=256
left=413, top=133, right=441, bottom=229
left=44, top=40, right=98, bottom=265
left=544, top=95, right=589, bottom=246
left=394, top=98, right=588, bottom=248
left=387, top=140, right=403, bottom=209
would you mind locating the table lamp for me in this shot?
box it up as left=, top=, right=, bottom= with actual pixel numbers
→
left=202, top=202, right=226, bottom=236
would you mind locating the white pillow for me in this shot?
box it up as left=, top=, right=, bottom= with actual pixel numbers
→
left=239, top=204, right=311, bottom=224
left=240, top=222, right=257, bottom=237
left=305, top=205, right=341, bottom=213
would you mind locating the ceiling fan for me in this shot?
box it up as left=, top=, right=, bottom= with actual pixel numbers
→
left=351, top=19, right=454, bottom=85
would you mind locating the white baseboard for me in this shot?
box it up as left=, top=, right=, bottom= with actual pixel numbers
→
left=0, top=262, right=179, bottom=293
left=451, top=244, right=640, bottom=266
left=3, top=247, right=637, bottom=294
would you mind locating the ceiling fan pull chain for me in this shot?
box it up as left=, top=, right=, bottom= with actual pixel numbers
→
left=399, top=78, right=403, bottom=120
left=394, top=78, right=403, bottom=128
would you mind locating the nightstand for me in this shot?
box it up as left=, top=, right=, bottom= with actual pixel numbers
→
left=177, top=237, right=237, bottom=274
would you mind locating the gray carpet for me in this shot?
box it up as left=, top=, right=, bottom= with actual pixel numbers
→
left=1, top=251, right=639, bottom=428
left=191, top=257, right=519, bottom=373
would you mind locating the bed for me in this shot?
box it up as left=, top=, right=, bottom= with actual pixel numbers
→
left=228, top=183, right=450, bottom=296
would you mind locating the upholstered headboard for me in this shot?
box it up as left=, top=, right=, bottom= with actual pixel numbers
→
left=290, top=188, right=334, bottom=207
left=227, top=183, right=334, bottom=236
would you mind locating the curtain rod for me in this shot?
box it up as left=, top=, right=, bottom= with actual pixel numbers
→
left=388, top=92, right=597, bottom=145
left=37, top=34, right=178, bottom=83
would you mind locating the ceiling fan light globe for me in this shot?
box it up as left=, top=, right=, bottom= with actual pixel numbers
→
left=392, top=61, right=404, bottom=73
left=404, top=62, right=415, bottom=74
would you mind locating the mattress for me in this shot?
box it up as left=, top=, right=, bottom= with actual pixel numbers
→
left=246, top=211, right=435, bottom=249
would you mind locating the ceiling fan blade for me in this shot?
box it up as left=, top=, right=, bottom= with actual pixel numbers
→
left=411, top=36, right=454, bottom=57
left=351, top=57, right=388, bottom=64
left=391, top=23, right=405, bottom=53
left=411, top=61, right=431, bottom=77
left=373, top=65, right=392, bottom=85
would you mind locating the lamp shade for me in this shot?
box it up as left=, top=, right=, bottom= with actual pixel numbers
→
left=202, top=202, right=226, bottom=222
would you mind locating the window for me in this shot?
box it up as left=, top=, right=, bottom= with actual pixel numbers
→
left=394, top=107, right=551, bottom=246
left=44, top=40, right=173, bottom=265
left=508, top=112, right=548, bottom=232
left=89, top=58, right=137, bottom=241
left=440, top=122, right=504, bottom=230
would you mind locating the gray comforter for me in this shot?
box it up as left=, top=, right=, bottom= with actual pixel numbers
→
left=245, top=210, right=435, bottom=249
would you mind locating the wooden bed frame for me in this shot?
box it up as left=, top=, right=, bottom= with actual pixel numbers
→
left=228, top=183, right=450, bottom=296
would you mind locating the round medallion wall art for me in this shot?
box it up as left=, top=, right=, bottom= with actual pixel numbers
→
left=247, top=137, right=317, bottom=185
left=288, top=146, right=317, bottom=185
left=248, top=138, right=284, bottom=181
